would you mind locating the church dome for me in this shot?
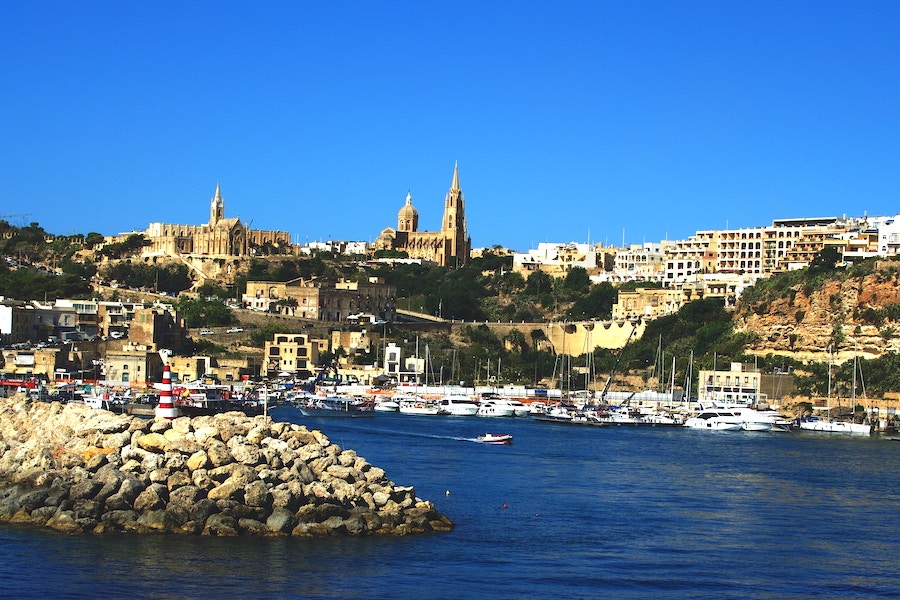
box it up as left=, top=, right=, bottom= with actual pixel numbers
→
left=397, top=191, right=418, bottom=232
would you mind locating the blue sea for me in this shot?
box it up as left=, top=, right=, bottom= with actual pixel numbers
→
left=1, top=411, right=897, bottom=599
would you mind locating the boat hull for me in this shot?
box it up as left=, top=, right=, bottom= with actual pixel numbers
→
left=476, top=434, right=513, bottom=444
left=799, top=421, right=871, bottom=434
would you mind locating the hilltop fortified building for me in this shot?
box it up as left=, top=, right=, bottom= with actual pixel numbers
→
left=375, top=163, right=471, bottom=267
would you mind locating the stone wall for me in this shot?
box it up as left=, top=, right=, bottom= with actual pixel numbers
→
left=0, top=397, right=452, bottom=536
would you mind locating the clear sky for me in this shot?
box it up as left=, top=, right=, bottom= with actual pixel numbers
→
left=2, top=1, right=899, bottom=252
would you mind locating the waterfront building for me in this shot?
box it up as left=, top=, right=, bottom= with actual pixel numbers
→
left=374, top=163, right=471, bottom=267
left=697, top=362, right=762, bottom=405
left=167, top=354, right=259, bottom=384
left=0, top=347, right=63, bottom=381
left=100, top=342, right=163, bottom=387
left=263, top=333, right=320, bottom=378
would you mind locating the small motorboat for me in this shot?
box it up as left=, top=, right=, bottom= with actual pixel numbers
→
left=476, top=433, right=513, bottom=445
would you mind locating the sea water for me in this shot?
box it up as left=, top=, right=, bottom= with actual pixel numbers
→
left=0, top=412, right=897, bottom=599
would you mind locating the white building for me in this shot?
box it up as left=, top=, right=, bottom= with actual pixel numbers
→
left=512, top=242, right=602, bottom=278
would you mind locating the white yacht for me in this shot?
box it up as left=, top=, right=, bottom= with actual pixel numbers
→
left=437, top=393, right=479, bottom=416
left=374, top=397, right=400, bottom=412
left=476, top=399, right=516, bottom=418
left=799, top=418, right=871, bottom=435
left=478, top=394, right=529, bottom=417
left=397, top=395, right=440, bottom=415
left=504, top=398, right=532, bottom=417
left=738, top=407, right=793, bottom=431
left=683, top=409, right=743, bottom=431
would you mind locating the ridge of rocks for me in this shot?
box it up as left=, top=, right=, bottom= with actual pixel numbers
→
left=0, top=397, right=453, bottom=536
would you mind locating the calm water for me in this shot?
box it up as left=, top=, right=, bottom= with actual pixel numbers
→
left=1, top=411, right=897, bottom=599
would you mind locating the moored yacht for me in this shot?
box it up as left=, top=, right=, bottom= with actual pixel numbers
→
left=683, top=408, right=743, bottom=431
left=438, top=392, right=479, bottom=416
left=397, top=395, right=440, bottom=415
left=374, top=397, right=400, bottom=412
left=799, top=418, right=871, bottom=435
left=476, top=399, right=516, bottom=418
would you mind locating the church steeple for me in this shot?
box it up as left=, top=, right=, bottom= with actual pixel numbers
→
left=441, top=162, right=469, bottom=266
left=210, top=182, right=224, bottom=226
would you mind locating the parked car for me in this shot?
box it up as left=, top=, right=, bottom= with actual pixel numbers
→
left=226, top=327, right=243, bottom=333
left=200, top=329, right=214, bottom=335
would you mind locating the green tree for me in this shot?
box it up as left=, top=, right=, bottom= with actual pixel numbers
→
left=524, top=270, right=553, bottom=297
left=176, top=297, right=236, bottom=328
left=84, top=232, right=105, bottom=249
left=562, top=266, right=591, bottom=295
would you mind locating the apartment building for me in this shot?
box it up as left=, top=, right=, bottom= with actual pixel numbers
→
left=263, top=333, right=320, bottom=378
left=609, top=242, right=671, bottom=283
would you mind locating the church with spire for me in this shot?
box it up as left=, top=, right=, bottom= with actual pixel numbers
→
left=143, top=183, right=291, bottom=257
left=375, top=163, right=471, bottom=267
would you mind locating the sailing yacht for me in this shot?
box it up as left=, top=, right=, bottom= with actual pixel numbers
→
left=799, top=347, right=871, bottom=435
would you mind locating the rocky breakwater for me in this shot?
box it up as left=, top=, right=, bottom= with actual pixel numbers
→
left=0, top=397, right=453, bottom=536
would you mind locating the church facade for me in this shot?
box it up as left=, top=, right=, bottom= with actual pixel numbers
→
left=374, top=163, right=471, bottom=267
left=144, top=184, right=291, bottom=257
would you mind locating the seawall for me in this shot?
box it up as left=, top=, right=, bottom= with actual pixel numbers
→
left=0, top=397, right=453, bottom=536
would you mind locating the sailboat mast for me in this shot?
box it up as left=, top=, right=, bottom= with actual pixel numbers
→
left=851, top=343, right=858, bottom=421
left=670, top=356, right=676, bottom=404
left=827, top=345, right=832, bottom=413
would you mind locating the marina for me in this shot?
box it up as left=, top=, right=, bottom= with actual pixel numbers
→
left=1, top=409, right=896, bottom=599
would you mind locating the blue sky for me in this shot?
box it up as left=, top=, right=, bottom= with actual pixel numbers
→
left=2, top=1, right=899, bottom=252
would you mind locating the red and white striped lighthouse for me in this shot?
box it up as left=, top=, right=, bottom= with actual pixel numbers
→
left=154, top=363, right=178, bottom=420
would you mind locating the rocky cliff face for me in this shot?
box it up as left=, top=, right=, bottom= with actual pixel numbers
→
left=0, top=398, right=453, bottom=536
left=734, top=269, right=900, bottom=362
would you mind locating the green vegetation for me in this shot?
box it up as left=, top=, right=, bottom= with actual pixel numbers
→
left=0, top=262, right=92, bottom=300
left=97, top=233, right=150, bottom=260
left=103, top=262, right=192, bottom=294
left=176, top=297, right=237, bottom=328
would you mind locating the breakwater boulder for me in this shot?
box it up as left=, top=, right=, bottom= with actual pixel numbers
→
left=0, top=397, right=453, bottom=536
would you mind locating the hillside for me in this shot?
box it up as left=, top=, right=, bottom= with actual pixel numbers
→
left=734, top=259, right=900, bottom=364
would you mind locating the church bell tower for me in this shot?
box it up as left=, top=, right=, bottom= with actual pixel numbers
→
left=441, top=162, right=470, bottom=266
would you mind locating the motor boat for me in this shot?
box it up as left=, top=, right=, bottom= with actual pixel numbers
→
left=479, top=393, right=530, bottom=417
left=438, top=393, right=479, bottom=416
left=683, top=409, right=743, bottom=431
left=374, top=397, right=400, bottom=412
left=298, top=394, right=374, bottom=417
left=476, top=399, right=516, bottom=417
left=397, top=395, right=440, bottom=415
left=475, top=433, right=513, bottom=445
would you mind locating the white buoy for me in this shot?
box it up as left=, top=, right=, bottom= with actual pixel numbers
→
left=154, top=364, right=178, bottom=420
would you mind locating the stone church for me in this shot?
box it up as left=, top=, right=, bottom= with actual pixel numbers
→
left=144, top=184, right=290, bottom=257
left=375, top=163, right=471, bottom=267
